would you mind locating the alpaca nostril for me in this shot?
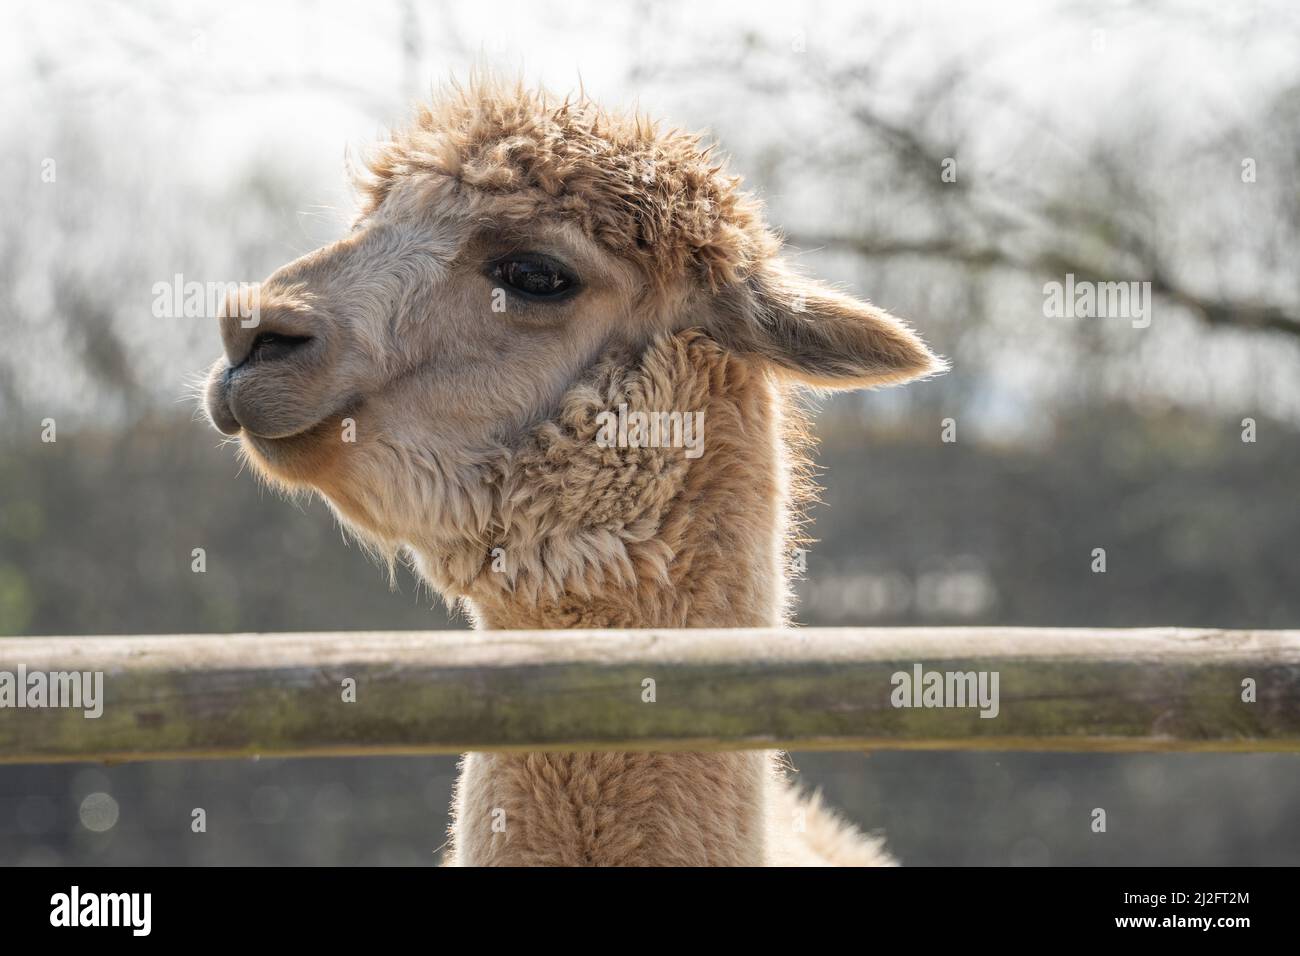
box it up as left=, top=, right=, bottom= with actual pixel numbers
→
left=247, top=332, right=313, bottom=365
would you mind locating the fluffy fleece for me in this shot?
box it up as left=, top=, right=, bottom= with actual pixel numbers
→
left=358, top=79, right=779, bottom=291
left=436, top=330, right=893, bottom=865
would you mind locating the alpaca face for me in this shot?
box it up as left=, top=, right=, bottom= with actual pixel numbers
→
left=204, top=184, right=669, bottom=546
left=203, top=83, right=944, bottom=554
left=209, top=195, right=626, bottom=455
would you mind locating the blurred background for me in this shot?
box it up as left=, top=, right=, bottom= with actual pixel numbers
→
left=1, top=0, right=1297, bottom=865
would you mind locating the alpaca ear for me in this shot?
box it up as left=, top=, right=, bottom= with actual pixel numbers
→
left=714, top=264, right=946, bottom=389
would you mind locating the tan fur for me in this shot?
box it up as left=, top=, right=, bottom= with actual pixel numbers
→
left=203, top=76, right=942, bottom=866
left=357, top=79, right=779, bottom=291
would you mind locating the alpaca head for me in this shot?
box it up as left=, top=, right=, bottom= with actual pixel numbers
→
left=203, top=79, right=944, bottom=572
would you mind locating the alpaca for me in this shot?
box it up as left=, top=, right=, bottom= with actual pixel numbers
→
left=202, top=79, right=944, bottom=866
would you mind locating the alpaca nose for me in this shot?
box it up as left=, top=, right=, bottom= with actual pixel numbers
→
left=241, top=330, right=314, bottom=367
left=219, top=298, right=319, bottom=370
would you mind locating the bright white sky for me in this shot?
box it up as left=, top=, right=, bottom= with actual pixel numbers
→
left=5, top=0, right=1295, bottom=195
left=2, top=0, right=1297, bottom=432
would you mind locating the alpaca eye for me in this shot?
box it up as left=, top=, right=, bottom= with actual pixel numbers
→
left=491, top=255, right=578, bottom=300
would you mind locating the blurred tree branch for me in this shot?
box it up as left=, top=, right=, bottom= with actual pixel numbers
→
left=789, top=233, right=1300, bottom=337
left=638, top=23, right=1300, bottom=341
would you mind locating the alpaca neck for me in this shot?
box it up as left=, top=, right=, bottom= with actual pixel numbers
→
left=443, top=334, right=797, bottom=865
left=479, top=351, right=786, bottom=628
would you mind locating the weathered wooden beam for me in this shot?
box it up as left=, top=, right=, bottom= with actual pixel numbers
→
left=0, top=627, right=1297, bottom=763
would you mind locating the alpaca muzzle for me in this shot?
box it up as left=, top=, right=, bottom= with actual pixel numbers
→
left=204, top=298, right=340, bottom=440
left=205, top=365, right=243, bottom=436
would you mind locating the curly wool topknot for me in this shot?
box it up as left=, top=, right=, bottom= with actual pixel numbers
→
left=358, top=77, right=780, bottom=289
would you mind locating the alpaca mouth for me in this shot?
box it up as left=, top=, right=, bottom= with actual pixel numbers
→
left=204, top=357, right=358, bottom=444
left=205, top=368, right=315, bottom=440
left=204, top=356, right=366, bottom=468
left=240, top=415, right=337, bottom=459
left=206, top=375, right=244, bottom=437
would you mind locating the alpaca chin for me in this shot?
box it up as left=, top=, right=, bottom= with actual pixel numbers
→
left=237, top=420, right=348, bottom=488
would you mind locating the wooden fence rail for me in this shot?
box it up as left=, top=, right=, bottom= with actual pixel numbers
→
left=1, top=627, right=1298, bottom=764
